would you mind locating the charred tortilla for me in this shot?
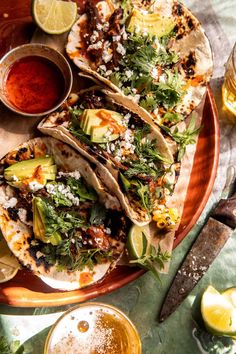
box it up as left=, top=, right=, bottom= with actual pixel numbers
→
left=66, top=0, right=213, bottom=127
left=0, top=137, right=130, bottom=290
left=38, top=88, right=176, bottom=226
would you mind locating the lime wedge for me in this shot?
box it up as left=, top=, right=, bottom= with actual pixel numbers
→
left=126, top=224, right=149, bottom=260
left=32, top=0, right=77, bottom=35
left=0, top=237, right=20, bottom=283
left=0, top=262, right=19, bottom=283
left=201, top=285, right=236, bottom=337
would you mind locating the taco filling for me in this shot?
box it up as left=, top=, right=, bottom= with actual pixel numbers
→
left=39, top=90, right=176, bottom=224
left=66, top=0, right=213, bottom=126
left=0, top=138, right=130, bottom=290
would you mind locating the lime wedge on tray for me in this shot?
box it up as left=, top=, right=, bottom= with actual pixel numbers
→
left=126, top=224, right=149, bottom=260
left=201, top=285, right=236, bottom=337
left=0, top=236, right=20, bottom=283
left=32, top=0, right=77, bottom=35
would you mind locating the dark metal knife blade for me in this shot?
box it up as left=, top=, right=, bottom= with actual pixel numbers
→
left=159, top=170, right=236, bottom=323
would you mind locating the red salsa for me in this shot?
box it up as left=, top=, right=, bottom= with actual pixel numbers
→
left=6, top=56, right=65, bottom=114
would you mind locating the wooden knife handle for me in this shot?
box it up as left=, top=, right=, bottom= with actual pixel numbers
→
left=211, top=192, right=236, bottom=229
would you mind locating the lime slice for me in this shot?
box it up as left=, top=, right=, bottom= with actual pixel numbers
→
left=32, top=0, right=77, bottom=35
left=0, top=236, right=20, bottom=283
left=201, top=285, right=236, bottom=336
left=126, top=224, right=149, bottom=260
left=0, top=262, right=19, bottom=283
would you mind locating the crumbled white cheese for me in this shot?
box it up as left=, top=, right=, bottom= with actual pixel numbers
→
left=3, top=197, right=17, bottom=209
left=18, top=208, right=27, bottom=223
left=151, top=67, right=158, bottom=80
left=116, top=43, right=126, bottom=56
left=28, top=181, right=44, bottom=192
left=46, top=183, right=80, bottom=206
left=105, top=227, right=111, bottom=235
left=88, top=41, right=103, bottom=50
left=121, top=27, right=128, bottom=40
left=159, top=74, right=166, bottom=83
left=133, top=94, right=141, bottom=103
left=104, top=69, right=112, bottom=77
left=96, top=23, right=103, bottom=30
left=58, top=170, right=81, bottom=179
left=125, top=70, right=133, bottom=79
left=90, top=30, right=99, bottom=43
left=36, top=251, right=45, bottom=259
left=132, top=88, right=137, bottom=94
left=113, top=35, right=121, bottom=41
left=99, top=64, right=107, bottom=72
left=102, top=47, right=113, bottom=63
left=122, top=113, right=131, bottom=126
left=12, top=175, right=19, bottom=182
left=103, top=22, right=109, bottom=32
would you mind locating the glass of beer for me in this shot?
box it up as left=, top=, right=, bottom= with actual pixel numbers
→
left=44, top=302, right=142, bottom=354
left=222, top=43, right=236, bottom=116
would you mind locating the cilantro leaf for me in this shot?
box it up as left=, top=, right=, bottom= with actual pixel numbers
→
left=67, top=177, right=97, bottom=201
left=161, top=114, right=201, bottom=161
left=40, top=199, right=85, bottom=236
left=129, top=233, right=171, bottom=282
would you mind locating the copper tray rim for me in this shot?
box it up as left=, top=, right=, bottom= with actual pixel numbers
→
left=0, top=85, right=219, bottom=307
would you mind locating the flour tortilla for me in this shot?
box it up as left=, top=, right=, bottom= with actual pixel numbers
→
left=66, top=0, right=213, bottom=125
left=0, top=137, right=124, bottom=290
left=38, top=88, right=175, bottom=226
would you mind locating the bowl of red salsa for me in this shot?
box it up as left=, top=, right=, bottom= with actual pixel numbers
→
left=0, top=43, right=73, bottom=116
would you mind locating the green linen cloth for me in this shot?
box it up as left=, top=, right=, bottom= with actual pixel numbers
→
left=1, top=0, right=236, bottom=353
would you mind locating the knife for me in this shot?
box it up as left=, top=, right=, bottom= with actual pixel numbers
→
left=159, top=166, right=236, bottom=322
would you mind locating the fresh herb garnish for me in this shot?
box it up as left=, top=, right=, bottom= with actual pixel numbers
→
left=40, top=199, right=85, bottom=236
left=162, top=111, right=184, bottom=124
left=133, top=124, right=171, bottom=164
left=135, top=181, right=151, bottom=212
left=43, top=239, right=113, bottom=272
left=130, top=241, right=171, bottom=281
left=161, top=114, right=201, bottom=161
left=67, top=177, right=97, bottom=201
left=89, top=203, right=107, bottom=226
left=108, top=33, right=184, bottom=112
left=124, top=161, right=158, bottom=179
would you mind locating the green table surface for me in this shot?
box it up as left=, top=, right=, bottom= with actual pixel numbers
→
left=1, top=1, right=236, bottom=353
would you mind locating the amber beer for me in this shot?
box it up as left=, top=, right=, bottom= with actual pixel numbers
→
left=222, top=43, right=236, bottom=116
left=44, top=303, right=141, bottom=354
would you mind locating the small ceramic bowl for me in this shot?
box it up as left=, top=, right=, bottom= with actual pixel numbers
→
left=0, top=43, right=73, bottom=117
left=44, top=302, right=142, bottom=354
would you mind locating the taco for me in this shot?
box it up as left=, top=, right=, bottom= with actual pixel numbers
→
left=38, top=88, right=176, bottom=226
left=66, top=0, right=213, bottom=127
left=0, top=137, right=131, bottom=290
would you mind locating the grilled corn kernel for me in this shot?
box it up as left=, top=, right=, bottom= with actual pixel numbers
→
left=153, top=207, right=179, bottom=230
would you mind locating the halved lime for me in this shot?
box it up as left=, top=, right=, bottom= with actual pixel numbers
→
left=126, top=224, right=149, bottom=260
left=201, top=285, right=236, bottom=336
left=32, top=0, right=77, bottom=35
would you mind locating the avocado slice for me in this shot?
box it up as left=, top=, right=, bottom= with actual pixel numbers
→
left=127, top=9, right=176, bottom=38
left=33, top=197, right=61, bottom=245
left=90, top=126, right=119, bottom=143
left=80, top=109, right=123, bottom=136
left=119, top=173, right=131, bottom=192
left=4, top=164, right=57, bottom=181
left=5, top=157, right=54, bottom=172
